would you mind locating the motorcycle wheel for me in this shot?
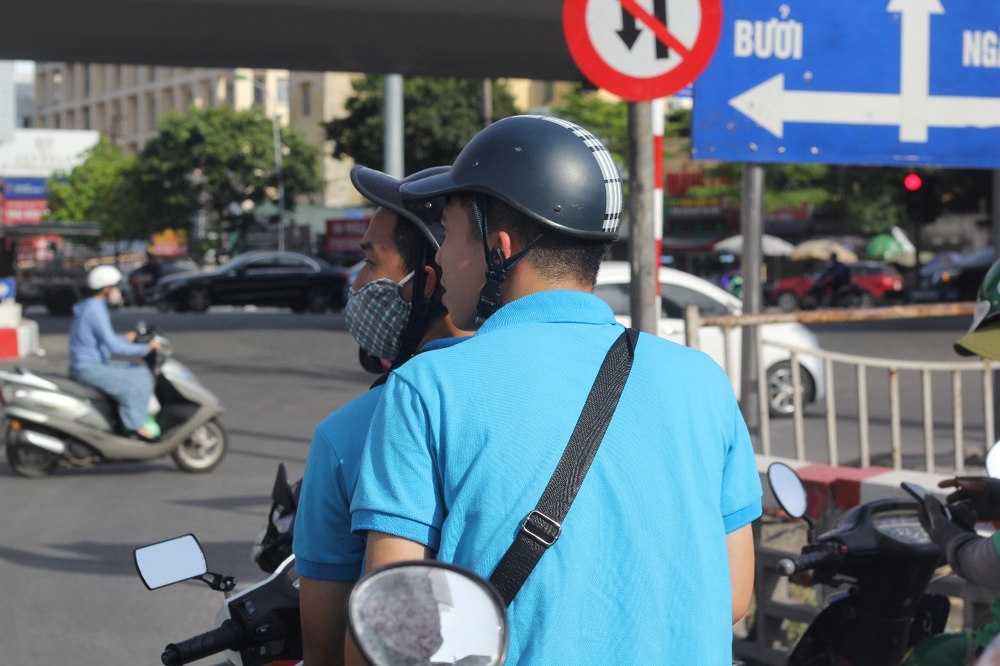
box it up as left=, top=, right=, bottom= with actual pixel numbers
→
left=172, top=419, right=228, bottom=473
left=7, top=442, right=60, bottom=478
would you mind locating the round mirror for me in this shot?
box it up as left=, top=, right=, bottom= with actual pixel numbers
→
left=349, top=562, right=508, bottom=666
left=767, top=462, right=808, bottom=519
left=987, top=443, right=1000, bottom=479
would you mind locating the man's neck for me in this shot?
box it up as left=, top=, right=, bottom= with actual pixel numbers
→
left=418, top=314, right=469, bottom=350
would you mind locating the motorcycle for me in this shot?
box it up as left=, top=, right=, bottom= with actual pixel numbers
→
left=767, top=462, right=950, bottom=666
left=801, top=281, right=869, bottom=310
left=0, top=322, right=227, bottom=477
left=136, top=461, right=508, bottom=666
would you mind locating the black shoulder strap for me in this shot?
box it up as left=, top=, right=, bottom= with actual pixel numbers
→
left=488, top=327, right=639, bottom=606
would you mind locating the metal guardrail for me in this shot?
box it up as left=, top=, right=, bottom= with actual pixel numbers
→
left=684, top=302, right=995, bottom=472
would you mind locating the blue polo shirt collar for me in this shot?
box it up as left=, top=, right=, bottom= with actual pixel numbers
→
left=476, top=290, right=617, bottom=336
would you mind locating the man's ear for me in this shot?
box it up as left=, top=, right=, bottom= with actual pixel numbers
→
left=496, top=231, right=519, bottom=260
left=422, top=264, right=438, bottom=299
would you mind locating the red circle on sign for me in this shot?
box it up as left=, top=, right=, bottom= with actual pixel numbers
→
left=563, top=0, right=722, bottom=102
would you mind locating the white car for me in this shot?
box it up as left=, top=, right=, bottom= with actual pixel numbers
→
left=595, top=261, right=825, bottom=416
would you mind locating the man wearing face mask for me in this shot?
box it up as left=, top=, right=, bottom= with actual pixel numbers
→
left=294, top=165, right=469, bottom=666
left=69, top=265, right=162, bottom=441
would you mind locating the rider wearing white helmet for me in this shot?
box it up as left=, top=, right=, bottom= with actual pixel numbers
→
left=69, top=265, right=162, bottom=440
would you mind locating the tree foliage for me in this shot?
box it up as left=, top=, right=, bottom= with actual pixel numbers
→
left=46, top=136, right=145, bottom=240
left=325, top=76, right=520, bottom=173
left=133, top=106, right=323, bottom=235
left=550, top=85, right=628, bottom=166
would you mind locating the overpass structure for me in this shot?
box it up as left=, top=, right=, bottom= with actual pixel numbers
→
left=0, top=0, right=581, bottom=81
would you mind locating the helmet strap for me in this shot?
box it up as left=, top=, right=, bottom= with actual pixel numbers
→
left=392, top=235, right=433, bottom=368
left=473, top=195, right=545, bottom=325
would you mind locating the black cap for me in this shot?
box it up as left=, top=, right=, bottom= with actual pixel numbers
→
left=350, top=165, right=450, bottom=249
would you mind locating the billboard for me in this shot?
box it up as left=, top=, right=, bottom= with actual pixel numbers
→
left=2, top=177, right=47, bottom=200
left=2, top=199, right=47, bottom=224
left=325, top=217, right=370, bottom=260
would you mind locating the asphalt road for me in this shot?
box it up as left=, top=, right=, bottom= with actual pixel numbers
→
left=0, top=307, right=982, bottom=665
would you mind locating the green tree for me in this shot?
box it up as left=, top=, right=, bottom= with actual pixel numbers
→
left=325, top=76, right=520, bottom=173
left=550, top=84, right=628, bottom=165
left=133, top=106, right=323, bottom=238
left=45, top=136, right=145, bottom=242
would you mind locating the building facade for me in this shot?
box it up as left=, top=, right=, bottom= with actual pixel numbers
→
left=33, top=64, right=289, bottom=156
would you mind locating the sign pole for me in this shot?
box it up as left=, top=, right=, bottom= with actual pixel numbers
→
left=652, top=98, right=665, bottom=278
left=628, top=101, right=657, bottom=334
left=740, top=164, right=765, bottom=437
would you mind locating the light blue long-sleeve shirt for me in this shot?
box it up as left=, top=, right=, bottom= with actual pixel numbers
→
left=69, top=297, right=148, bottom=372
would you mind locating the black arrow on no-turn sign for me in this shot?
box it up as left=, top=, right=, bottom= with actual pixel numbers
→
left=616, top=0, right=670, bottom=60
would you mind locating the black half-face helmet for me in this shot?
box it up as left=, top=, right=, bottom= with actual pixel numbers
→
left=398, top=115, right=624, bottom=241
left=350, top=165, right=449, bottom=249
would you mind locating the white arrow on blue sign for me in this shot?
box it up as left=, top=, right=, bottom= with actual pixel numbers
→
left=692, top=0, right=1000, bottom=167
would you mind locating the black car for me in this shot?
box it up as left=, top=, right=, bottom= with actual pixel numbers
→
left=149, top=251, right=351, bottom=313
left=126, top=257, right=200, bottom=306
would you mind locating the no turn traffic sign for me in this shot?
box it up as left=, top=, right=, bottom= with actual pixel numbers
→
left=563, top=0, right=722, bottom=102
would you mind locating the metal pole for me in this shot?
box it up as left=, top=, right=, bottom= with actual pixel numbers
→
left=384, top=74, right=405, bottom=179
left=271, top=112, right=285, bottom=253
left=482, top=79, right=493, bottom=127
left=740, top=164, right=765, bottom=429
left=627, top=102, right=657, bottom=334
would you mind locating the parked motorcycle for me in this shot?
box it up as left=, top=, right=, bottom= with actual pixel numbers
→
left=0, top=322, right=227, bottom=477
left=767, top=462, right=950, bottom=666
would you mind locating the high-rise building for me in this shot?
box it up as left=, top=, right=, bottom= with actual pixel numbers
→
left=33, top=64, right=289, bottom=156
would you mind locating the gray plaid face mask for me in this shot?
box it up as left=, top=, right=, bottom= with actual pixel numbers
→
left=344, top=272, right=414, bottom=362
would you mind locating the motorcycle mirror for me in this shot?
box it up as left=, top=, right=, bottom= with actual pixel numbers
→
left=349, top=562, right=508, bottom=666
left=134, top=534, right=208, bottom=590
left=987, top=443, right=1000, bottom=479
left=768, top=462, right=808, bottom=519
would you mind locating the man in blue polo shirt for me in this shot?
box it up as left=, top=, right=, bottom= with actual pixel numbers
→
left=349, top=116, right=761, bottom=665
left=293, top=165, right=468, bottom=666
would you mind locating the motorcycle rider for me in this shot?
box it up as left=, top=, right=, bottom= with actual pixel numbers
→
left=293, top=165, right=468, bottom=666
left=809, top=251, right=851, bottom=305
left=69, top=265, right=162, bottom=441
left=349, top=116, right=761, bottom=666
left=910, top=256, right=1000, bottom=661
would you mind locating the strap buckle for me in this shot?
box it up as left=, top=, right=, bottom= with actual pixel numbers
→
left=521, top=510, right=561, bottom=547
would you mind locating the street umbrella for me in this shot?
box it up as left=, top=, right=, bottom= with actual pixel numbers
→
left=789, top=239, right=859, bottom=263
left=713, top=234, right=795, bottom=257
left=866, top=234, right=907, bottom=261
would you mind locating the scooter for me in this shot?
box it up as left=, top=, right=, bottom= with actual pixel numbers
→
left=135, top=535, right=508, bottom=666
left=767, top=462, right=950, bottom=666
left=0, top=322, right=227, bottom=477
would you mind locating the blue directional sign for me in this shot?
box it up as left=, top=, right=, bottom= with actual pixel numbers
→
left=692, top=0, right=1000, bottom=168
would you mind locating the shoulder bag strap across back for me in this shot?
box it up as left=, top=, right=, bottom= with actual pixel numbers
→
left=488, top=327, right=640, bottom=606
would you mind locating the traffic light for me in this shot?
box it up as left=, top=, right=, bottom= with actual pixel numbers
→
left=902, top=172, right=938, bottom=224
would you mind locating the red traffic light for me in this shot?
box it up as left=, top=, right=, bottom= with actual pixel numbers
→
left=904, top=173, right=923, bottom=191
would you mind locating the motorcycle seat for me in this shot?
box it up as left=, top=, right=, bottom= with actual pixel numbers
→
left=37, top=374, right=111, bottom=402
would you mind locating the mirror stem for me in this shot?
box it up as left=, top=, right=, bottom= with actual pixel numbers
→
left=804, top=515, right=816, bottom=544
left=198, top=572, right=238, bottom=593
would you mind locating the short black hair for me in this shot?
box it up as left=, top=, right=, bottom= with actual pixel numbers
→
left=460, top=195, right=611, bottom=287
left=390, top=214, right=440, bottom=279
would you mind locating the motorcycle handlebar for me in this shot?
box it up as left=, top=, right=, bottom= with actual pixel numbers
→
left=777, top=547, right=838, bottom=576
left=160, top=619, right=245, bottom=666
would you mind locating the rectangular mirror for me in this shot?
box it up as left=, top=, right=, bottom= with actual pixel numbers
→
left=134, top=534, right=208, bottom=590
